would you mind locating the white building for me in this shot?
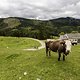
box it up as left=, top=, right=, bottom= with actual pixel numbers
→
left=60, top=33, right=80, bottom=43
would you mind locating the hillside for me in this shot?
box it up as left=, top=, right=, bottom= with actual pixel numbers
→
left=0, top=17, right=80, bottom=39
left=50, top=17, right=80, bottom=26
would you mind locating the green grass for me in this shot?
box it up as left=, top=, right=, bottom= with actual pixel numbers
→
left=0, top=37, right=41, bottom=49
left=0, top=37, right=80, bottom=80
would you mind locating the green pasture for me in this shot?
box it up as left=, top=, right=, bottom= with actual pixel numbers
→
left=0, top=37, right=80, bottom=80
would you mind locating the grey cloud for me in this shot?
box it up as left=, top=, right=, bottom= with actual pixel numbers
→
left=0, top=0, right=80, bottom=20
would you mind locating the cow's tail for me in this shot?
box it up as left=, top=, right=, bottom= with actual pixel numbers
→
left=45, top=41, right=48, bottom=56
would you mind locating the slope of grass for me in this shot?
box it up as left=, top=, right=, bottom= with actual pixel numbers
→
left=3, top=18, right=21, bottom=29
left=0, top=37, right=41, bottom=49
left=0, top=37, right=80, bottom=80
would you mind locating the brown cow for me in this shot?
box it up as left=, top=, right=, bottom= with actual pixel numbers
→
left=45, top=40, right=71, bottom=61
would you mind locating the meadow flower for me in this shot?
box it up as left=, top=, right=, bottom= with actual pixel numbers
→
left=24, top=72, right=27, bottom=75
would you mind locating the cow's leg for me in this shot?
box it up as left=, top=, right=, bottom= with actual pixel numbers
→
left=49, top=50, right=51, bottom=56
left=58, top=53, right=61, bottom=61
left=63, top=54, right=65, bottom=61
left=45, top=42, right=49, bottom=56
left=46, top=47, right=48, bottom=56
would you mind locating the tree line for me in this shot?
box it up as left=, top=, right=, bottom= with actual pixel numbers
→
left=0, top=17, right=80, bottom=39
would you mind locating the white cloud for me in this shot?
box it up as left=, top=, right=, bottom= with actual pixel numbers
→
left=0, top=0, right=80, bottom=20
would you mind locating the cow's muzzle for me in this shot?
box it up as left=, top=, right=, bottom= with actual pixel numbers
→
left=65, top=50, right=70, bottom=56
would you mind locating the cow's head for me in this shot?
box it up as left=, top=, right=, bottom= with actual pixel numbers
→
left=60, top=40, right=71, bottom=56
left=65, top=40, right=72, bottom=55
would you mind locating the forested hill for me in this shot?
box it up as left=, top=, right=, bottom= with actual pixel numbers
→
left=0, top=17, right=80, bottom=39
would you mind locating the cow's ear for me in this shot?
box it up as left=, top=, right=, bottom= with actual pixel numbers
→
left=60, top=40, right=65, bottom=45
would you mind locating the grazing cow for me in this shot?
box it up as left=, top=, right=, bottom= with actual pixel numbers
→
left=45, top=40, right=71, bottom=61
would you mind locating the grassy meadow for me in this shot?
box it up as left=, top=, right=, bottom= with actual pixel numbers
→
left=0, top=37, right=80, bottom=80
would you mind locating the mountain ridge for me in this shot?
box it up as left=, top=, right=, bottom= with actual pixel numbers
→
left=0, top=17, right=80, bottom=39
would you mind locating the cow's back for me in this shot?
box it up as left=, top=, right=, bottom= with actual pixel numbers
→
left=48, top=41, right=60, bottom=52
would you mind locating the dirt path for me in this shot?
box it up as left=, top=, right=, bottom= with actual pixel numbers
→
left=23, top=38, right=45, bottom=51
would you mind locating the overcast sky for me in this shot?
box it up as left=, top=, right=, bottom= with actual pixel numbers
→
left=0, top=0, right=80, bottom=20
